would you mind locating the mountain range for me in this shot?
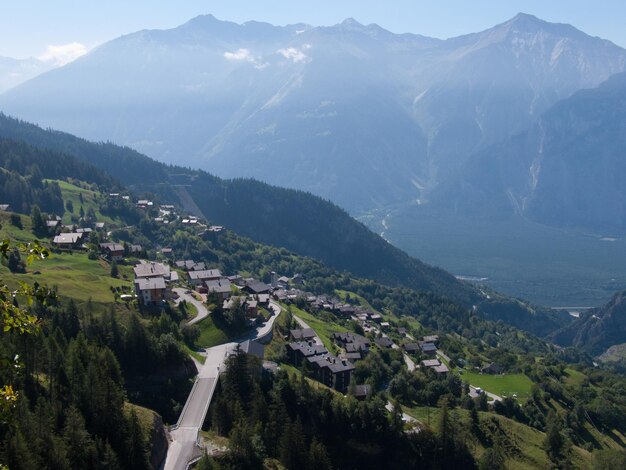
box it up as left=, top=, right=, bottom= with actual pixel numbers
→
left=1, top=13, right=624, bottom=218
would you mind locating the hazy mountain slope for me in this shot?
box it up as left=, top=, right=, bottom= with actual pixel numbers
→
left=551, top=290, right=626, bottom=356
left=433, top=72, right=626, bottom=233
left=0, top=113, right=477, bottom=305
left=1, top=14, right=623, bottom=212
left=0, top=56, right=53, bottom=93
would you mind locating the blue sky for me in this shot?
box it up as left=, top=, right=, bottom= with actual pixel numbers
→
left=2, top=1, right=625, bottom=60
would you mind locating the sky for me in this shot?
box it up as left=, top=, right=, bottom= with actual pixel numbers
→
left=2, top=0, right=626, bottom=62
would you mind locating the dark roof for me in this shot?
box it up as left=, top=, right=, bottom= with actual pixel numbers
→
left=287, top=341, right=328, bottom=357
left=375, top=337, right=394, bottom=348
left=244, top=280, right=270, bottom=294
left=420, top=342, right=437, bottom=353
left=353, top=384, right=371, bottom=398
left=403, top=342, right=420, bottom=352
left=333, top=332, right=370, bottom=346
left=205, top=279, right=232, bottom=294
left=320, top=356, right=355, bottom=373
left=341, top=352, right=362, bottom=361
left=290, top=328, right=316, bottom=341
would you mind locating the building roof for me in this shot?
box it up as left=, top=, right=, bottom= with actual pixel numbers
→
left=375, top=337, right=394, bottom=348
left=403, top=342, right=420, bottom=352
left=288, top=341, right=328, bottom=357
left=133, top=261, right=170, bottom=278
left=434, top=364, right=450, bottom=374
left=421, top=359, right=441, bottom=368
left=134, top=277, right=166, bottom=291
left=188, top=269, right=222, bottom=281
left=353, top=384, right=371, bottom=398
left=101, top=243, right=124, bottom=253
left=46, top=220, right=59, bottom=227
left=53, top=233, right=82, bottom=244
left=420, top=342, right=437, bottom=353
left=291, top=328, right=316, bottom=341
left=423, top=335, right=440, bottom=343
left=319, top=356, right=355, bottom=374
left=205, top=278, right=232, bottom=294
left=244, top=280, right=270, bottom=294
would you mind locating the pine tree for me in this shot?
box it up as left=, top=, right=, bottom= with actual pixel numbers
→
left=125, top=408, right=150, bottom=470
left=110, top=259, right=119, bottom=278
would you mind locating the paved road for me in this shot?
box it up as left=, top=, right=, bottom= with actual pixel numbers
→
left=163, top=301, right=282, bottom=470
left=404, top=353, right=416, bottom=372
left=174, top=288, right=209, bottom=325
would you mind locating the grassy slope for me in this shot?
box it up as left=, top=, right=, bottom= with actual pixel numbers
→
left=54, top=179, right=118, bottom=225
left=458, top=370, right=533, bottom=402
left=287, top=304, right=348, bottom=351
left=403, top=406, right=592, bottom=469
left=0, top=212, right=130, bottom=304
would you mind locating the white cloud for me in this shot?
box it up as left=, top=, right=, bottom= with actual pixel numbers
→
left=223, top=48, right=253, bottom=61
left=277, top=45, right=311, bottom=63
left=38, top=42, right=88, bottom=66
left=223, top=48, right=268, bottom=70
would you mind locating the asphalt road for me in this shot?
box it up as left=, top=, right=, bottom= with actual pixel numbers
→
left=173, top=288, right=209, bottom=325
left=163, top=301, right=282, bottom=470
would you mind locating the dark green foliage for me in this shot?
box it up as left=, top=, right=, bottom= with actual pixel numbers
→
left=9, top=213, right=22, bottom=229
left=208, top=349, right=476, bottom=469
left=110, top=259, right=119, bottom=278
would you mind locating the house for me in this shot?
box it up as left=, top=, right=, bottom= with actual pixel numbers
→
left=99, top=243, right=124, bottom=261
left=256, top=294, right=270, bottom=306
left=375, top=337, right=394, bottom=349
left=290, top=328, right=316, bottom=341
left=397, top=327, right=407, bottom=336
left=403, top=343, right=420, bottom=353
left=46, top=220, right=59, bottom=228
left=422, top=335, right=440, bottom=346
left=134, top=261, right=170, bottom=279
left=352, top=384, right=371, bottom=400
left=277, top=276, right=290, bottom=288
left=311, top=355, right=354, bottom=393
left=243, top=280, right=270, bottom=295
left=481, top=363, right=504, bottom=375
left=223, top=296, right=258, bottom=318
left=134, top=277, right=167, bottom=305
left=290, top=274, right=304, bottom=285
left=340, top=351, right=362, bottom=362
left=286, top=341, right=328, bottom=367
left=205, top=279, right=232, bottom=300
left=76, top=228, right=92, bottom=234
left=53, top=233, right=83, bottom=247
left=333, top=332, right=370, bottom=352
left=421, top=359, right=441, bottom=368
left=420, top=342, right=437, bottom=355
left=129, top=244, right=143, bottom=254
left=188, top=269, right=222, bottom=287
left=95, top=222, right=105, bottom=230
left=160, top=247, right=173, bottom=257
left=175, top=260, right=197, bottom=271
left=370, top=313, right=383, bottom=323
left=0, top=204, right=10, bottom=211
left=433, top=364, right=450, bottom=375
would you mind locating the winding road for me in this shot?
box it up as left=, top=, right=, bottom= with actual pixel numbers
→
left=173, top=288, right=210, bottom=325
left=163, top=301, right=282, bottom=470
